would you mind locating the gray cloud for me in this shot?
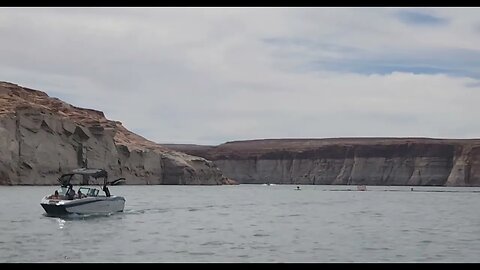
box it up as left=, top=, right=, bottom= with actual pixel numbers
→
left=1, top=8, right=480, bottom=145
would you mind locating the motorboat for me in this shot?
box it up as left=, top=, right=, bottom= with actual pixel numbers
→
left=357, top=185, right=367, bottom=191
left=40, top=168, right=126, bottom=216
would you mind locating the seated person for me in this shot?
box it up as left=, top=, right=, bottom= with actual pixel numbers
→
left=77, top=190, right=86, bottom=199
left=48, top=190, right=60, bottom=199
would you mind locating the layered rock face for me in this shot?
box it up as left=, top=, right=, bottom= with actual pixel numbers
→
left=164, top=138, right=480, bottom=186
left=0, top=82, right=227, bottom=185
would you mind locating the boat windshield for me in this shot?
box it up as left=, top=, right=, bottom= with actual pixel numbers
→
left=89, top=188, right=99, bottom=197
left=78, top=187, right=100, bottom=197
left=56, top=187, right=68, bottom=196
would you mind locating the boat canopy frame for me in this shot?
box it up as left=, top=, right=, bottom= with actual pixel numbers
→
left=58, top=168, right=109, bottom=188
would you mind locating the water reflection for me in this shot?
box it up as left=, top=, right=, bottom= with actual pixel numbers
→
left=57, top=218, right=65, bottom=229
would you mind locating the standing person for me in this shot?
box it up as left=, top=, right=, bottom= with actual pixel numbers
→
left=103, top=184, right=111, bottom=197
left=67, top=185, right=76, bottom=200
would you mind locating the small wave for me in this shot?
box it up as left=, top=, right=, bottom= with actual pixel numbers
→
left=131, top=238, right=143, bottom=243
left=313, top=247, right=332, bottom=251
left=188, top=252, right=215, bottom=256
left=253, top=233, right=270, bottom=237
left=43, top=212, right=117, bottom=221
left=420, top=240, right=433, bottom=244
left=201, top=241, right=228, bottom=246
left=123, top=208, right=168, bottom=215
left=251, top=245, right=272, bottom=250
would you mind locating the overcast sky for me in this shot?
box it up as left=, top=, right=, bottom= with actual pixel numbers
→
left=1, top=7, right=480, bottom=145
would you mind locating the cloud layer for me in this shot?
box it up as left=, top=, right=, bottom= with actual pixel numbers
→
left=1, top=8, right=479, bottom=145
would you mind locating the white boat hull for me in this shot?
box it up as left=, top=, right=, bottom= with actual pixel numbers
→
left=41, top=196, right=125, bottom=216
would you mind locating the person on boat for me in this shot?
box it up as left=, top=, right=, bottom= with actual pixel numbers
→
left=67, top=185, right=76, bottom=200
left=296, top=186, right=301, bottom=190
left=77, top=190, right=85, bottom=199
left=103, top=185, right=111, bottom=197
left=48, top=190, right=59, bottom=199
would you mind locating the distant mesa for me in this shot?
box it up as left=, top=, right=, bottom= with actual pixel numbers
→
left=163, top=137, right=480, bottom=187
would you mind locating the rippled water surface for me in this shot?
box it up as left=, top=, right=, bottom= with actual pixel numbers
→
left=1, top=184, right=480, bottom=262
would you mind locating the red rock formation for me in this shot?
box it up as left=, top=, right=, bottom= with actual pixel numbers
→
left=0, top=81, right=230, bottom=185
left=164, top=138, right=480, bottom=186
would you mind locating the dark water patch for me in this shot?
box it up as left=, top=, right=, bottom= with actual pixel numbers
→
left=135, top=250, right=147, bottom=256
left=188, top=252, right=216, bottom=256
left=201, top=241, right=229, bottom=246
left=10, top=219, right=29, bottom=223
left=253, top=233, right=270, bottom=237
left=313, top=247, right=333, bottom=251
left=125, top=208, right=169, bottom=215
left=420, top=240, right=433, bottom=244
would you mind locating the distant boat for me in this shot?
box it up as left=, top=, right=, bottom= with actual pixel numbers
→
left=262, top=182, right=276, bottom=186
left=357, top=185, right=367, bottom=191
left=295, top=186, right=301, bottom=190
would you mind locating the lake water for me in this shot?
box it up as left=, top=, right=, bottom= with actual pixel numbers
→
left=1, top=184, right=480, bottom=262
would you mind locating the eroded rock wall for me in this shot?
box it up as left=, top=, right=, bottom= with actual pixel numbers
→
left=165, top=139, right=480, bottom=186
left=0, top=82, right=225, bottom=185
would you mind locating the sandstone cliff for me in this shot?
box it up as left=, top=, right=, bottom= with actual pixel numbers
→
left=0, top=81, right=227, bottom=185
left=164, top=138, right=480, bottom=186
